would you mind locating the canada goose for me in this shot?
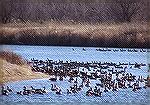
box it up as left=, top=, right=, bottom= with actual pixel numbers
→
left=83, top=48, right=86, bottom=51
left=74, top=78, right=78, bottom=84
left=94, top=90, right=102, bottom=97
left=6, top=86, right=12, bottom=92
left=22, top=86, right=32, bottom=95
left=77, top=86, right=82, bottom=91
left=94, top=86, right=98, bottom=93
left=1, top=86, right=9, bottom=96
left=104, top=87, right=108, bottom=92
left=68, top=76, right=74, bottom=83
left=79, top=83, right=84, bottom=88
left=86, top=87, right=94, bottom=96
left=86, top=91, right=93, bottom=96
left=56, top=89, right=62, bottom=95
left=49, top=77, right=57, bottom=81
left=17, top=91, right=23, bottom=95
left=67, top=89, right=72, bottom=94
left=23, top=90, right=31, bottom=95
left=51, top=84, right=57, bottom=91
left=59, top=76, right=63, bottom=81
left=34, top=89, right=43, bottom=94
left=42, top=87, right=48, bottom=93
left=112, top=87, right=117, bottom=91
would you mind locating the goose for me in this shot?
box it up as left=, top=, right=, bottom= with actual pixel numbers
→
left=17, top=91, right=23, bottom=95
left=34, top=89, right=43, bottom=94
left=67, top=89, right=72, bottom=94
left=42, top=87, right=48, bottom=93
left=77, top=86, right=82, bottom=91
left=94, top=90, right=102, bottom=97
left=6, top=86, right=12, bottom=92
left=56, top=89, right=62, bottom=95
left=23, top=86, right=32, bottom=95
left=94, top=86, right=98, bottom=93
left=49, top=77, right=57, bottom=81
left=86, top=87, right=94, bottom=96
left=127, top=81, right=133, bottom=88
left=86, top=91, right=93, bottom=96
left=51, top=84, right=57, bottom=91
left=1, top=86, right=9, bottom=96
left=23, top=90, right=31, bottom=95
left=112, top=86, right=117, bottom=91
left=83, top=48, right=86, bottom=51
left=104, top=87, right=108, bottom=92
left=79, top=83, right=84, bottom=88
left=59, top=76, right=63, bottom=81
left=74, top=78, right=78, bottom=84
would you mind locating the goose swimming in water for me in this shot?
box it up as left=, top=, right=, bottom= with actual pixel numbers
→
left=1, top=86, right=10, bottom=96
left=42, top=86, right=48, bottom=93
left=17, top=91, right=23, bottom=95
left=56, top=89, right=62, bottom=95
left=6, top=86, right=12, bottom=92
left=104, top=87, right=108, bottom=92
left=49, top=77, right=57, bottom=81
left=86, top=87, right=94, bottom=96
left=67, top=89, right=72, bottom=94
left=22, top=86, right=32, bottom=95
left=51, top=84, right=57, bottom=91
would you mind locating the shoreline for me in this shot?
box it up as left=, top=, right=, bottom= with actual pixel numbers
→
left=0, top=73, right=49, bottom=85
left=0, top=58, right=49, bottom=85
left=2, top=77, right=50, bottom=86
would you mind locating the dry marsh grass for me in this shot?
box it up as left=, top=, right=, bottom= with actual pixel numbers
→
left=0, top=21, right=149, bottom=48
left=0, top=51, right=49, bottom=84
left=0, top=51, right=27, bottom=65
left=0, top=58, right=49, bottom=84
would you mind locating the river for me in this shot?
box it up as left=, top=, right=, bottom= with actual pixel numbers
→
left=0, top=45, right=150, bottom=105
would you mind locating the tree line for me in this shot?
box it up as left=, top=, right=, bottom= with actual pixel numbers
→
left=0, top=0, right=149, bottom=24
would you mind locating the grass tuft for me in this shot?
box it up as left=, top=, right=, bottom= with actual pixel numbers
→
left=0, top=51, right=26, bottom=65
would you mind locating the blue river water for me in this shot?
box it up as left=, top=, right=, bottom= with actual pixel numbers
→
left=0, top=45, right=150, bottom=105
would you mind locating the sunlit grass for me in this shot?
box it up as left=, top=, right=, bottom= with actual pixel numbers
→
left=0, top=21, right=149, bottom=47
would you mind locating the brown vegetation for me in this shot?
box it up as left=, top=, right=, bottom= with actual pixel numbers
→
left=0, top=52, right=49, bottom=84
left=0, top=51, right=26, bottom=65
left=0, top=0, right=149, bottom=48
left=0, top=21, right=149, bottom=48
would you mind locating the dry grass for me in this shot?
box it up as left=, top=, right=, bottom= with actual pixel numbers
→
left=0, top=21, right=150, bottom=48
left=0, top=58, right=49, bottom=84
left=0, top=51, right=26, bottom=65
left=0, top=51, right=49, bottom=84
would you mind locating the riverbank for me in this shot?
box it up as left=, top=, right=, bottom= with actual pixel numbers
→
left=0, top=21, right=149, bottom=48
left=0, top=58, right=49, bottom=85
left=0, top=51, right=49, bottom=85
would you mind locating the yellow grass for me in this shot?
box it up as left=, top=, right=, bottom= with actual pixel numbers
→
left=0, top=21, right=149, bottom=48
left=0, top=51, right=49, bottom=84
left=1, top=21, right=149, bottom=38
left=0, top=58, right=49, bottom=85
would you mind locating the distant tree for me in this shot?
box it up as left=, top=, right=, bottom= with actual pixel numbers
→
left=110, top=0, right=142, bottom=22
left=16, top=4, right=27, bottom=23
left=0, top=0, right=15, bottom=24
left=85, top=4, right=102, bottom=23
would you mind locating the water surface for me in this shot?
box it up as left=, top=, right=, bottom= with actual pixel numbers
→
left=0, top=45, right=150, bottom=105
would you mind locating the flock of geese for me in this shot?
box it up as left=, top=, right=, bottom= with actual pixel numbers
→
left=1, top=57, right=149, bottom=97
left=73, top=48, right=148, bottom=52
